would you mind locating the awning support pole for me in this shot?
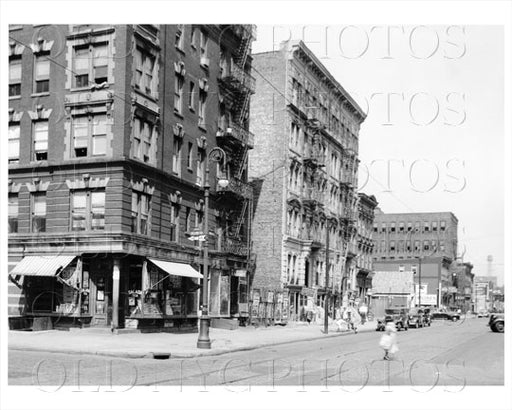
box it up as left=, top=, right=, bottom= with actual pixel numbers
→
left=112, top=258, right=120, bottom=331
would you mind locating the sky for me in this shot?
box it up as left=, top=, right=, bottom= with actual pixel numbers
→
left=253, top=25, right=505, bottom=285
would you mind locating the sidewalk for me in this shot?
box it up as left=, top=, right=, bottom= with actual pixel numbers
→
left=8, top=320, right=376, bottom=359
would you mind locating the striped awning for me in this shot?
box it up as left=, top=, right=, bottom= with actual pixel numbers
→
left=148, top=258, right=203, bottom=279
left=9, top=255, right=77, bottom=277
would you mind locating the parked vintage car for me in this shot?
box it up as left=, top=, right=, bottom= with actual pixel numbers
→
left=488, top=313, right=504, bottom=333
left=422, top=308, right=432, bottom=326
left=376, top=307, right=409, bottom=331
left=477, top=310, right=490, bottom=318
left=431, top=309, right=460, bottom=321
left=408, top=308, right=425, bottom=328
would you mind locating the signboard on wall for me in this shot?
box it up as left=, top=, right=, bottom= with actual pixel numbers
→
left=413, top=294, right=437, bottom=306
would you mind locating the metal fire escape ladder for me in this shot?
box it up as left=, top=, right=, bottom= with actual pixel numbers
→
left=236, top=145, right=249, bottom=180
left=234, top=199, right=248, bottom=238
left=235, top=34, right=251, bottom=72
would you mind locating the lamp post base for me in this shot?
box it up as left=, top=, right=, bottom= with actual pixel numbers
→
left=197, top=317, right=211, bottom=349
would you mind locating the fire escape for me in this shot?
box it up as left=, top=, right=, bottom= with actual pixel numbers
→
left=216, top=25, right=256, bottom=261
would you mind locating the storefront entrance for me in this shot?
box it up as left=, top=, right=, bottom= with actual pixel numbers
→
left=83, top=259, right=113, bottom=327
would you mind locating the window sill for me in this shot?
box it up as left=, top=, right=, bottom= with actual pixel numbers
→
left=189, top=106, right=195, bottom=113
left=70, top=84, right=110, bottom=93
left=187, top=167, right=193, bottom=173
left=175, top=46, right=186, bottom=55
left=31, top=92, right=50, bottom=98
left=133, top=86, right=157, bottom=102
left=198, top=124, right=207, bottom=132
left=9, top=95, right=21, bottom=100
left=174, top=111, right=184, bottom=119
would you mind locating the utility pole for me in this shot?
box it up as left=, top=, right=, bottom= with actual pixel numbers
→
left=324, top=223, right=330, bottom=334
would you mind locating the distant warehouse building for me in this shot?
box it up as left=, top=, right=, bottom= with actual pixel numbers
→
left=372, top=210, right=460, bottom=308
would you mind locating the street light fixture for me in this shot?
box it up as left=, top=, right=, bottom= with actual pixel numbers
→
left=197, top=146, right=228, bottom=349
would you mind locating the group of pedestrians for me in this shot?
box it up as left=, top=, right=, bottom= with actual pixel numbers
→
left=335, top=305, right=362, bottom=333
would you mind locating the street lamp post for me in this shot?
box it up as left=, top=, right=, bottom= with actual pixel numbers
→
left=197, top=147, right=229, bottom=349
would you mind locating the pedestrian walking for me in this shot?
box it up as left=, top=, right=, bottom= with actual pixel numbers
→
left=359, top=303, right=368, bottom=324
left=348, top=305, right=361, bottom=333
left=379, top=322, right=399, bottom=360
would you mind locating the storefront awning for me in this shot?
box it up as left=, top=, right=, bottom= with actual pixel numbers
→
left=148, top=258, right=203, bottom=279
left=9, top=255, right=77, bottom=277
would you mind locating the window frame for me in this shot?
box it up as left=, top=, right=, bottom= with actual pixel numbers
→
left=30, top=192, right=47, bottom=233
left=8, top=123, right=20, bottom=164
left=34, top=53, right=50, bottom=94
left=71, top=112, right=108, bottom=158
left=71, top=189, right=106, bottom=232
left=134, top=46, right=156, bottom=96
left=8, top=194, right=19, bottom=233
left=33, top=120, right=49, bottom=161
left=132, top=116, right=155, bottom=164
left=198, top=89, right=207, bottom=128
left=9, top=57, right=22, bottom=97
left=172, top=137, right=182, bottom=176
left=174, top=74, right=184, bottom=114
left=131, top=190, right=151, bottom=236
left=72, top=41, right=110, bottom=89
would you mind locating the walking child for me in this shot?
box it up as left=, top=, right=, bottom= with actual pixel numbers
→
left=379, top=322, right=399, bottom=360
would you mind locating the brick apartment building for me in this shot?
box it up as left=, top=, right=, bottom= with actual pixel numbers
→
left=372, top=210, right=460, bottom=308
left=7, top=24, right=255, bottom=330
left=248, top=40, right=366, bottom=320
left=354, top=193, right=378, bottom=305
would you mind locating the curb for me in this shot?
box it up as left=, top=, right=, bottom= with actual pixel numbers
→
left=8, top=325, right=376, bottom=360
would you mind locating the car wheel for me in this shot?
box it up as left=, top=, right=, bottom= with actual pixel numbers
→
left=493, top=322, right=504, bottom=333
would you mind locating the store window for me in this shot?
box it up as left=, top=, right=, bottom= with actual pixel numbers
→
left=71, top=190, right=105, bottom=231
left=31, top=192, right=47, bottom=233
left=131, top=191, right=151, bottom=235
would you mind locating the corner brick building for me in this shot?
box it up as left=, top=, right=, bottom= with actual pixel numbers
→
left=249, top=40, right=366, bottom=320
left=8, top=24, right=255, bottom=330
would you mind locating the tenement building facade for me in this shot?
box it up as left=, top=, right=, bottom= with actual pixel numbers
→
left=249, top=40, right=366, bottom=321
left=372, top=210, right=460, bottom=308
left=7, top=24, right=255, bottom=330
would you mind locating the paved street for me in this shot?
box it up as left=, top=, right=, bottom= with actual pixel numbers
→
left=9, top=318, right=502, bottom=389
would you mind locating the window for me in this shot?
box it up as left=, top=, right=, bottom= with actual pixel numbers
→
left=72, top=113, right=107, bottom=157
left=196, top=150, right=205, bottom=186
left=185, top=208, right=194, bottom=233
left=33, top=121, right=49, bottom=161
left=186, top=142, right=194, bottom=169
left=440, top=221, right=446, bottom=231
left=439, top=240, right=445, bottom=251
left=381, top=223, right=386, bottom=233
left=174, top=75, right=184, bottom=114
left=8, top=194, right=18, bottom=233
left=432, top=221, right=438, bottom=231
left=132, top=117, right=155, bottom=163
left=195, top=210, right=203, bottom=229
left=200, top=31, right=208, bottom=58
left=8, top=124, right=20, bottom=164
left=71, top=190, right=105, bottom=231
left=172, top=138, right=182, bottom=175
left=423, top=240, right=430, bottom=251
left=73, top=43, right=109, bottom=87
left=415, top=221, right=420, bottom=231
left=134, top=47, right=155, bottom=96
left=31, top=193, right=47, bottom=232
left=188, top=81, right=195, bottom=110
left=431, top=240, right=437, bottom=251
left=373, top=223, right=378, bottom=233
left=9, top=58, right=21, bottom=97
left=170, top=204, right=180, bottom=242
left=191, top=28, right=198, bottom=49
left=380, top=240, right=385, bottom=253
left=424, top=221, right=430, bottom=232
left=198, top=90, right=206, bottom=127
left=390, top=222, right=396, bottom=232
left=406, top=240, right=412, bottom=252
left=131, top=191, right=150, bottom=235
left=389, top=241, right=395, bottom=252
left=399, top=222, right=405, bottom=232
left=175, top=25, right=184, bottom=50
left=34, top=55, right=50, bottom=93
left=414, top=240, right=420, bottom=252
left=407, top=222, right=412, bottom=232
